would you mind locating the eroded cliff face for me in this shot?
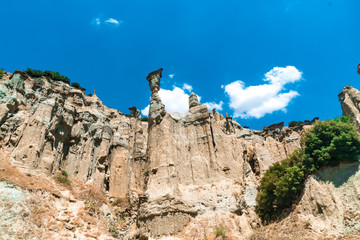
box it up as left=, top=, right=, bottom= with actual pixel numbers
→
left=0, top=70, right=304, bottom=239
left=136, top=71, right=302, bottom=239
left=0, top=71, right=148, bottom=199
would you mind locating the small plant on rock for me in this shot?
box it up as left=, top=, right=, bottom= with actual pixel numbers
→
left=214, top=226, right=226, bottom=239
left=0, top=68, right=4, bottom=78
left=54, top=170, right=71, bottom=187
left=108, top=224, right=119, bottom=237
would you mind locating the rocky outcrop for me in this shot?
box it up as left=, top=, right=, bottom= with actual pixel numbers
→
left=135, top=69, right=302, bottom=238
left=189, top=93, right=200, bottom=109
left=338, top=86, right=360, bottom=129
left=357, top=63, right=360, bottom=75
left=289, top=161, right=360, bottom=236
left=0, top=71, right=148, bottom=199
left=0, top=69, right=304, bottom=239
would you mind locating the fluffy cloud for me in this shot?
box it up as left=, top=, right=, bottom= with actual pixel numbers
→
left=225, top=66, right=302, bottom=118
left=182, top=83, right=193, bottom=92
left=141, top=87, right=190, bottom=116
left=168, top=74, right=175, bottom=79
left=204, top=101, right=224, bottom=111
left=141, top=86, right=220, bottom=116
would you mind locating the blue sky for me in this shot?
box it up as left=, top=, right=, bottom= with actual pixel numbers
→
left=1, top=0, right=359, bottom=129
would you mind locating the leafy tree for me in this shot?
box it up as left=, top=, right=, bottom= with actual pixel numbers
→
left=256, top=116, right=360, bottom=222
left=301, top=116, right=360, bottom=170
left=255, top=149, right=306, bottom=222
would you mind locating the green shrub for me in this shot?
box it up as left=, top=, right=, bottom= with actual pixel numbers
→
left=44, top=70, right=70, bottom=84
left=301, top=116, right=360, bottom=170
left=55, top=175, right=71, bottom=186
left=61, top=170, right=69, bottom=177
left=25, top=68, right=44, bottom=77
left=71, top=82, right=81, bottom=89
left=141, top=117, right=148, bottom=122
left=0, top=68, right=4, bottom=78
left=214, top=226, right=226, bottom=239
left=288, top=120, right=305, bottom=127
left=24, top=68, right=71, bottom=84
left=255, top=149, right=306, bottom=222
left=256, top=116, right=360, bottom=222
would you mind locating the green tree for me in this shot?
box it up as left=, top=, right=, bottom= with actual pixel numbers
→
left=301, top=116, right=360, bottom=170
left=256, top=116, right=360, bottom=222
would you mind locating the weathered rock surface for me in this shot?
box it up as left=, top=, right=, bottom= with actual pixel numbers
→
left=0, top=71, right=148, bottom=199
left=0, top=70, right=304, bottom=239
left=297, top=161, right=360, bottom=235
left=339, top=86, right=360, bottom=130
left=136, top=70, right=302, bottom=238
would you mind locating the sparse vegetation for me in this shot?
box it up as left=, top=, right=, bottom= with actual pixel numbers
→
left=214, top=226, right=226, bottom=239
left=71, top=82, right=81, bottom=89
left=33, top=78, right=44, bottom=86
left=288, top=120, right=305, bottom=127
left=108, top=224, right=119, bottom=237
left=24, top=68, right=70, bottom=84
left=141, top=117, right=148, bottom=122
left=54, top=170, right=71, bottom=187
left=61, top=170, right=69, bottom=177
left=0, top=68, right=4, bottom=78
left=256, top=116, right=360, bottom=222
left=55, top=175, right=71, bottom=186
left=24, top=68, right=44, bottom=78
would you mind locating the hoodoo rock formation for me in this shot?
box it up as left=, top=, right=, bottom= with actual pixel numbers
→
left=1, top=69, right=360, bottom=239
left=137, top=69, right=302, bottom=238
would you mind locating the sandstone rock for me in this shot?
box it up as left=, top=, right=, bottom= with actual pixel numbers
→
left=128, top=106, right=141, bottom=120
left=188, top=92, right=200, bottom=109
left=338, top=86, right=360, bottom=129
left=0, top=69, right=305, bottom=239
left=296, top=161, right=360, bottom=235
left=146, top=69, right=166, bottom=128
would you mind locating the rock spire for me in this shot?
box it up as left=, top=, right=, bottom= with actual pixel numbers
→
left=146, top=68, right=166, bottom=127
left=188, top=92, right=200, bottom=109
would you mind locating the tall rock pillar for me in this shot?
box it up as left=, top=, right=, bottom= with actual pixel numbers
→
left=146, top=68, right=166, bottom=128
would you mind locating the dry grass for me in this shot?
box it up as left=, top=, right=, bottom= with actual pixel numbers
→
left=0, top=159, right=63, bottom=197
left=249, top=215, right=315, bottom=240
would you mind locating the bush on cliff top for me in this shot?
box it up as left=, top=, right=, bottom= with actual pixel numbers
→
left=24, top=68, right=70, bottom=84
left=256, top=116, right=360, bottom=222
left=0, top=68, right=4, bottom=78
left=71, top=82, right=81, bottom=89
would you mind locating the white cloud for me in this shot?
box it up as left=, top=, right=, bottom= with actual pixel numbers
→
left=92, top=17, right=101, bottom=25
left=93, top=17, right=123, bottom=27
left=204, top=101, right=224, bottom=111
left=224, top=66, right=302, bottom=119
left=182, top=83, right=193, bottom=92
left=105, top=18, right=122, bottom=25
left=168, top=74, right=175, bottom=79
left=95, top=18, right=100, bottom=25
left=141, top=87, right=191, bottom=116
